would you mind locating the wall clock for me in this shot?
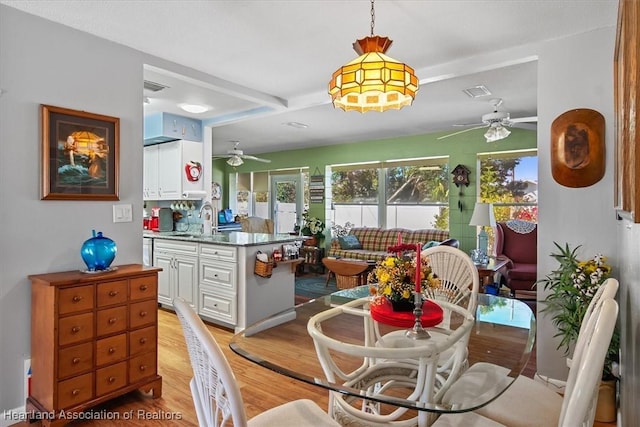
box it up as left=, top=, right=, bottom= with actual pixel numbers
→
left=185, top=161, right=202, bottom=182
left=451, top=164, right=471, bottom=187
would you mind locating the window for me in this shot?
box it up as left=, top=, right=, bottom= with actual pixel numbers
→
left=478, top=149, right=538, bottom=223
left=331, top=158, right=449, bottom=230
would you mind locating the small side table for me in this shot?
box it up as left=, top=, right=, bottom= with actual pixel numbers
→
left=297, top=246, right=325, bottom=275
left=322, top=258, right=376, bottom=289
left=475, top=257, right=510, bottom=293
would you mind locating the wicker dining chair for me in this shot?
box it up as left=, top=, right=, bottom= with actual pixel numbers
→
left=173, top=298, right=340, bottom=427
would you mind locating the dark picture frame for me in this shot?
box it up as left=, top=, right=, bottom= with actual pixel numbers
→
left=41, top=105, right=119, bottom=200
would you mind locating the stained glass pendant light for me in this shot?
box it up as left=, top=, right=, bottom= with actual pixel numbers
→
left=328, top=0, right=419, bottom=112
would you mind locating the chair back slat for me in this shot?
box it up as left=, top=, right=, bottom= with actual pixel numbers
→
left=174, top=298, right=249, bottom=427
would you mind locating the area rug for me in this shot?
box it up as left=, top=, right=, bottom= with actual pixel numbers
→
left=295, top=275, right=338, bottom=299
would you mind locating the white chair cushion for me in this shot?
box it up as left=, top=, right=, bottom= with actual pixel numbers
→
left=433, top=412, right=505, bottom=426
left=248, top=399, right=340, bottom=427
left=474, top=375, right=563, bottom=426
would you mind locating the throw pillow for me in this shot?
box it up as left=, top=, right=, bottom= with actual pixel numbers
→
left=422, top=241, right=440, bottom=250
left=338, top=235, right=362, bottom=250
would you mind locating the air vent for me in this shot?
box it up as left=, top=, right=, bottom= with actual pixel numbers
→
left=143, top=80, right=169, bottom=92
left=462, top=85, right=491, bottom=98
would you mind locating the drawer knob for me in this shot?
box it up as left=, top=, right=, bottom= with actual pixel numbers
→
left=72, top=357, right=81, bottom=364
left=108, top=290, right=118, bottom=297
left=108, top=376, right=116, bottom=383
left=214, top=274, right=219, bottom=278
left=139, top=284, right=148, bottom=291
left=139, top=338, right=147, bottom=344
left=139, top=365, right=146, bottom=371
left=108, top=317, right=117, bottom=324
left=71, top=326, right=80, bottom=333
left=108, top=347, right=116, bottom=354
left=72, top=389, right=80, bottom=396
left=72, top=296, right=83, bottom=303
left=139, top=311, right=147, bottom=318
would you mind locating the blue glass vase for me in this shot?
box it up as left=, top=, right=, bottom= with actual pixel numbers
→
left=81, top=230, right=117, bottom=271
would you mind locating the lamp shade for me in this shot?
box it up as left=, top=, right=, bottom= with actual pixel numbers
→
left=484, top=124, right=511, bottom=142
left=328, top=36, right=419, bottom=112
left=469, top=203, right=496, bottom=227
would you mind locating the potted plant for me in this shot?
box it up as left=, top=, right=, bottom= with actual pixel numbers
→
left=367, top=244, right=441, bottom=311
left=538, top=242, right=619, bottom=422
left=300, top=210, right=325, bottom=246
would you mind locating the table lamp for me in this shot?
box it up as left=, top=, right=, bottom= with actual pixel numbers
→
left=469, top=202, right=496, bottom=258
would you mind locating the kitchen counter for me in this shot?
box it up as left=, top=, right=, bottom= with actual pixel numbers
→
left=144, top=230, right=304, bottom=246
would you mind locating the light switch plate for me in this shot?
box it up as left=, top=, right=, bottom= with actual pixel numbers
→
left=113, top=204, right=133, bottom=223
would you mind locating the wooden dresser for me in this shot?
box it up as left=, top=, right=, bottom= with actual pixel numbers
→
left=27, top=264, right=162, bottom=426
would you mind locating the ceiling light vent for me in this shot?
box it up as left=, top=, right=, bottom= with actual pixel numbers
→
left=144, top=80, right=169, bottom=92
left=462, top=85, right=491, bottom=98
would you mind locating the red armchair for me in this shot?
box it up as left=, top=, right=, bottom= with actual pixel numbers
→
left=495, top=221, right=537, bottom=295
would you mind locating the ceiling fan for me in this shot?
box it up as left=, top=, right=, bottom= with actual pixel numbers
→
left=437, top=98, right=537, bottom=142
left=213, top=141, right=272, bottom=166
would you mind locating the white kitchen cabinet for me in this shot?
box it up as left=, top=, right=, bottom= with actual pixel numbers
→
left=143, top=140, right=203, bottom=200
left=198, top=244, right=237, bottom=325
left=144, top=112, right=202, bottom=144
left=154, top=240, right=198, bottom=307
left=143, top=145, right=159, bottom=199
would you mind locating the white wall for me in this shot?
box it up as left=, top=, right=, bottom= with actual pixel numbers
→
left=536, top=26, right=617, bottom=380
left=0, top=6, right=145, bottom=411
left=617, top=218, right=640, bottom=425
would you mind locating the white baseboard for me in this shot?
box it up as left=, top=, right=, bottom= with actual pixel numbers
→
left=1, top=406, right=26, bottom=427
left=534, top=372, right=567, bottom=394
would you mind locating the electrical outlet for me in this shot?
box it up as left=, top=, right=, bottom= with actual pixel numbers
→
left=112, top=204, right=133, bottom=223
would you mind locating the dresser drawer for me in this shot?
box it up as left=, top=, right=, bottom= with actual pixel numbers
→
left=199, top=244, right=237, bottom=262
left=58, top=285, right=94, bottom=315
left=96, top=280, right=128, bottom=307
left=130, top=275, right=158, bottom=301
left=96, top=306, right=128, bottom=337
left=58, top=313, right=94, bottom=346
left=129, top=326, right=156, bottom=356
left=96, top=361, right=127, bottom=397
left=96, top=333, right=127, bottom=367
left=129, top=352, right=157, bottom=384
left=199, top=260, right=236, bottom=292
left=130, top=300, right=157, bottom=329
left=198, top=287, right=236, bottom=324
left=58, top=342, right=93, bottom=379
left=57, top=373, right=93, bottom=409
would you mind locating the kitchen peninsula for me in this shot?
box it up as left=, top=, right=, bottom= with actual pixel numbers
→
left=144, top=231, right=305, bottom=332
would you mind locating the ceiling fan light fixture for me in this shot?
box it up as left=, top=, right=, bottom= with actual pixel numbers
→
left=226, top=155, right=243, bottom=167
left=484, top=124, right=511, bottom=142
left=328, top=1, right=418, bottom=112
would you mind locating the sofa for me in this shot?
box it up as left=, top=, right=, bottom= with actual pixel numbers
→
left=328, top=227, right=450, bottom=262
left=495, top=221, right=537, bottom=294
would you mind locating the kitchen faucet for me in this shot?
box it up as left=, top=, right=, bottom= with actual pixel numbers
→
left=199, top=201, right=217, bottom=235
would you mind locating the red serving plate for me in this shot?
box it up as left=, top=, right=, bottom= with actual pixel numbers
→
left=370, top=298, right=444, bottom=328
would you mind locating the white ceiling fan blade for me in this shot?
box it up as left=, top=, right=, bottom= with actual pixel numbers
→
left=437, top=126, right=486, bottom=140
left=452, top=122, right=484, bottom=127
left=242, top=155, right=271, bottom=163
left=510, top=116, right=538, bottom=123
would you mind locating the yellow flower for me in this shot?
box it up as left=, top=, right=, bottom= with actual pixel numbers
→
left=368, top=253, right=439, bottom=303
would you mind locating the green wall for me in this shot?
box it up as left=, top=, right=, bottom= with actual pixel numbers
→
left=214, top=127, right=536, bottom=253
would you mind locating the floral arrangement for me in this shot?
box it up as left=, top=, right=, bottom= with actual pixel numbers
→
left=368, top=247, right=440, bottom=304
left=300, top=210, right=325, bottom=238
left=538, top=242, right=619, bottom=380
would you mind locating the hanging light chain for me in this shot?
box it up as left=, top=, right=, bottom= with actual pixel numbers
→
left=370, top=0, right=376, bottom=36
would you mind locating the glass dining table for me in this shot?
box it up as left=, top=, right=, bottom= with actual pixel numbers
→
left=230, top=286, right=536, bottom=417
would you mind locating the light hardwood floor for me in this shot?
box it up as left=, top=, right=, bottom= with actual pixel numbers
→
left=11, top=305, right=615, bottom=426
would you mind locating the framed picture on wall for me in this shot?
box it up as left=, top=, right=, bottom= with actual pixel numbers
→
left=41, top=104, right=119, bottom=200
